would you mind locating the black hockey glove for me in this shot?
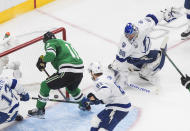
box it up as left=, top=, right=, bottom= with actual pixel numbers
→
left=87, top=93, right=103, bottom=105
left=36, top=55, right=46, bottom=71
left=79, top=97, right=91, bottom=111
left=181, top=75, right=190, bottom=89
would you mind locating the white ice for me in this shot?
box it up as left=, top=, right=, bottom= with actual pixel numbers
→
left=0, top=0, right=190, bottom=131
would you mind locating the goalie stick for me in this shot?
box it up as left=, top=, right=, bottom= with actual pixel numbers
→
left=43, top=69, right=69, bottom=101
left=160, top=36, right=185, bottom=78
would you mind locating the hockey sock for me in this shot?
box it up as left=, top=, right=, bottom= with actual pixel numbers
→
left=36, top=81, right=51, bottom=109
left=66, top=88, right=83, bottom=101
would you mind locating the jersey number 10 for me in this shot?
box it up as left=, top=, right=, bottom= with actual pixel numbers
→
left=65, top=43, right=80, bottom=59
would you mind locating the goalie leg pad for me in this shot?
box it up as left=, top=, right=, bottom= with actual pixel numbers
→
left=140, top=50, right=165, bottom=77
left=115, top=71, right=129, bottom=89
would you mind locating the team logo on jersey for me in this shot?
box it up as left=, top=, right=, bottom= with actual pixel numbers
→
left=122, top=42, right=126, bottom=48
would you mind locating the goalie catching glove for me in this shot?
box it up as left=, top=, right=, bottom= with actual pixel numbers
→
left=36, top=55, right=46, bottom=71
left=161, top=7, right=181, bottom=23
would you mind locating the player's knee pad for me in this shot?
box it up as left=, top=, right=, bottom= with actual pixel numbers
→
left=140, top=51, right=165, bottom=76
left=91, top=115, right=101, bottom=128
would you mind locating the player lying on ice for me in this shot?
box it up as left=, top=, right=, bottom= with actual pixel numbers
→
left=108, top=7, right=181, bottom=83
left=0, top=77, right=29, bottom=124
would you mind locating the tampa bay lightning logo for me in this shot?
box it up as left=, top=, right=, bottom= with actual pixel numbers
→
left=122, top=42, right=126, bottom=48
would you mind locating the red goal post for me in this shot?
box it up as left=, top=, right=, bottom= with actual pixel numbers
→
left=0, top=27, right=69, bottom=99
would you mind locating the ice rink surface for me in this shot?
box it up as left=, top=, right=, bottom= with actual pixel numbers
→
left=0, top=0, right=190, bottom=131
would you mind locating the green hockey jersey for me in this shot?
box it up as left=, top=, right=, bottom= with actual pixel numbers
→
left=43, top=39, right=84, bottom=73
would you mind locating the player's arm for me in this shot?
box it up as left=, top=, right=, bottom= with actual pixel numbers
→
left=88, top=83, right=112, bottom=105
left=36, top=42, right=57, bottom=71
left=43, top=42, right=57, bottom=62
left=7, top=78, right=29, bottom=101
left=138, top=7, right=181, bottom=33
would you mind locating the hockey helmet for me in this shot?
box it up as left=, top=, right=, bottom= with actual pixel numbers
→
left=88, top=62, right=103, bottom=75
left=124, top=23, right=138, bottom=41
left=43, top=31, right=56, bottom=43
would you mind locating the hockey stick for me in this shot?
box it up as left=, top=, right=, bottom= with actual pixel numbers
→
left=160, top=36, right=185, bottom=77
left=43, top=69, right=68, bottom=100
left=31, top=97, right=78, bottom=104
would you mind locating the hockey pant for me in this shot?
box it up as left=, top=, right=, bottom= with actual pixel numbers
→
left=90, top=109, right=128, bottom=131
left=0, top=102, right=19, bottom=124
left=126, top=50, right=165, bottom=76
left=36, top=72, right=83, bottom=109
left=185, top=0, right=190, bottom=10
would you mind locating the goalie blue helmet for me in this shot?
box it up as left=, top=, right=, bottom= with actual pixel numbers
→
left=124, top=23, right=139, bottom=41
left=125, top=23, right=134, bottom=34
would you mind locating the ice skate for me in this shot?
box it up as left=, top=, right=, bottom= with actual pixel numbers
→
left=15, top=114, right=23, bottom=121
left=28, top=108, right=45, bottom=119
left=181, top=26, right=190, bottom=40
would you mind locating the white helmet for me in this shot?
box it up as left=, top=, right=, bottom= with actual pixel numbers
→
left=88, top=62, right=103, bottom=74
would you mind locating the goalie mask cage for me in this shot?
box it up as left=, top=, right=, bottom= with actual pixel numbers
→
left=0, top=27, right=69, bottom=99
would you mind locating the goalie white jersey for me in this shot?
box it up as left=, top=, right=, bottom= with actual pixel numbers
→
left=92, top=74, right=132, bottom=112
left=111, top=9, right=180, bottom=79
left=117, top=15, right=160, bottom=60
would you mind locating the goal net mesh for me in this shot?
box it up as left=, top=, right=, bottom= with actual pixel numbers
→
left=0, top=27, right=69, bottom=99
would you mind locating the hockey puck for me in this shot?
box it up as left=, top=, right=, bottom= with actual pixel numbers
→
left=54, top=95, right=59, bottom=98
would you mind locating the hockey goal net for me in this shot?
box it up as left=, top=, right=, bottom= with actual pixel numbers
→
left=0, top=27, right=69, bottom=99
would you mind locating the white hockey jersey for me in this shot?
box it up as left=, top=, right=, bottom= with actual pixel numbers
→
left=117, top=14, right=161, bottom=61
left=0, top=77, right=25, bottom=123
left=92, top=75, right=132, bottom=112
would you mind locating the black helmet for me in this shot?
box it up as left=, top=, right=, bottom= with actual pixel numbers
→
left=43, top=31, right=56, bottom=43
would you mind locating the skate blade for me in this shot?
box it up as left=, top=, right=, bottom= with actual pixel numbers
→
left=181, top=36, right=190, bottom=40
left=27, top=114, right=45, bottom=119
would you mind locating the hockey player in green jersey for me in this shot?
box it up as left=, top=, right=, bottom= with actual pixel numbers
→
left=28, top=32, right=90, bottom=118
